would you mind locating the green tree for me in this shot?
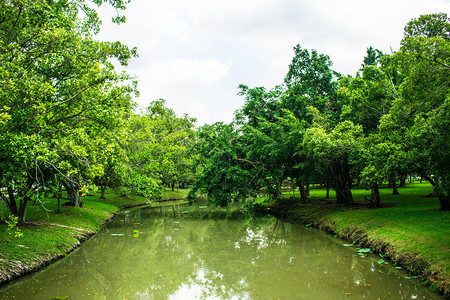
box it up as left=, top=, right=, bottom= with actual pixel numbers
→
left=361, top=46, right=384, bottom=68
left=236, top=85, right=313, bottom=201
left=0, top=0, right=137, bottom=222
left=303, top=113, right=363, bottom=206
left=189, top=123, right=247, bottom=206
left=381, top=13, right=450, bottom=210
left=283, top=44, right=341, bottom=122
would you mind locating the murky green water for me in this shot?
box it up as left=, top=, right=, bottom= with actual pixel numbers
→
left=0, top=205, right=442, bottom=299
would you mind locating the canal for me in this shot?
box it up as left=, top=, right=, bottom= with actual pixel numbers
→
left=0, top=204, right=441, bottom=299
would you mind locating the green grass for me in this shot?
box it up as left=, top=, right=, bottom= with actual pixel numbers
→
left=160, top=188, right=190, bottom=201
left=275, top=182, right=449, bottom=296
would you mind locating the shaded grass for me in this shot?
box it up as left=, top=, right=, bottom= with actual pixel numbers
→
left=273, top=182, right=449, bottom=297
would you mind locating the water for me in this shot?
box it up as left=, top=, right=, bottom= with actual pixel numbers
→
left=0, top=205, right=442, bottom=299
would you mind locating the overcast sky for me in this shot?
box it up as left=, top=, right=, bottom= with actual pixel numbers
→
left=96, top=0, right=449, bottom=126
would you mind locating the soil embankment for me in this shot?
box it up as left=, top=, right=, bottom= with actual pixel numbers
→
left=268, top=194, right=449, bottom=299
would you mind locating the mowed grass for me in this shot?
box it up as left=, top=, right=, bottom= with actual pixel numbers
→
left=278, top=182, right=450, bottom=295
left=0, top=188, right=189, bottom=283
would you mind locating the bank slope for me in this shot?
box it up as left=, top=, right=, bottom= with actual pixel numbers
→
left=0, top=189, right=189, bottom=285
left=269, top=183, right=450, bottom=298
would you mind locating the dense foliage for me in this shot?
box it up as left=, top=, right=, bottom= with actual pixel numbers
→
left=1, top=5, right=448, bottom=228
left=190, top=12, right=450, bottom=211
left=0, top=0, right=197, bottom=223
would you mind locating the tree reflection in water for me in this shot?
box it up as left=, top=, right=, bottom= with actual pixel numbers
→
left=0, top=206, right=442, bottom=300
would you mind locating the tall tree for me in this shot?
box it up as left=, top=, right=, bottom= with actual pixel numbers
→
left=0, top=0, right=137, bottom=222
left=381, top=13, right=450, bottom=210
left=189, top=122, right=254, bottom=207
left=303, top=111, right=362, bottom=206
left=361, top=46, right=384, bottom=68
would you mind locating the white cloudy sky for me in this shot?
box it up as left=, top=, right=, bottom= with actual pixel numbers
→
left=96, top=0, right=449, bottom=125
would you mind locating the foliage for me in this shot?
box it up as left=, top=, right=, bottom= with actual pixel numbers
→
left=189, top=122, right=253, bottom=206
left=192, top=13, right=449, bottom=213
left=5, top=215, right=23, bottom=238
left=380, top=12, right=450, bottom=210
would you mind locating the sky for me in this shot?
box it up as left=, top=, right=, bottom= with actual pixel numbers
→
left=96, top=0, right=449, bottom=126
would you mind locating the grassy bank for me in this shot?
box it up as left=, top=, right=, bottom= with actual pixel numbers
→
left=269, top=182, right=449, bottom=297
left=0, top=188, right=189, bottom=285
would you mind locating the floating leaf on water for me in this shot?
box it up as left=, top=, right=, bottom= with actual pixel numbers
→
left=305, top=224, right=312, bottom=227
left=111, top=234, right=125, bottom=236
left=377, top=259, right=384, bottom=264
left=343, top=244, right=354, bottom=247
left=358, top=248, right=372, bottom=253
left=51, top=296, right=69, bottom=300
left=395, top=266, right=403, bottom=269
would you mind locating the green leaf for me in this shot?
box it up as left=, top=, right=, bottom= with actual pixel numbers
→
left=358, top=248, right=372, bottom=253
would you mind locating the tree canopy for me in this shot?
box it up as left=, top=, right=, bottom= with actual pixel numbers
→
left=189, top=13, right=450, bottom=211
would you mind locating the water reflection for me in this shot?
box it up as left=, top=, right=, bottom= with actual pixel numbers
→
left=0, top=206, right=442, bottom=299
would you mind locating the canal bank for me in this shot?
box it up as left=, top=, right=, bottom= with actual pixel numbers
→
left=0, top=184, right=448, bottom=298
left=0, top=204, right=442, bottom=299
left=0, top=189, right=188, bottom=286
left=268, top=183, right=449, bottom=298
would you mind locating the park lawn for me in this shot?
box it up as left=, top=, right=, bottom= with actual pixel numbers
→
left=275, top=182, right=450, bottom=296
left=0, top=188, right=188, bottom=284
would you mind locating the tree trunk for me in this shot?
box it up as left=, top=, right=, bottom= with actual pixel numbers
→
left=297, top=181, right=308, bottom=201
left=371, top=183, right=381, bottom=208
left=57, top=184, right=62, bottom=213
left=332, top=157, right=354, bottom=206
left=305, top=183, right=310, bottom=196
left=100, top=184, right=106, bottom=199
left=4, top=186, right=19, bottom=216
left=336, top=185, right=353, bottom=206
left=64, top=181, right=82, bottom=207
left=18, top=196, right=29, bottom=225
left=422, top=175, right=449, bottom=211
left=438, top=195, right=450, bottom=211
left=392, top=178, right=399, bottom=195
left=78, top=191, right=83, bottom=208
left=171, top=181, right=175, bottom=192
left=326, top=182, right=330, bottom=199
